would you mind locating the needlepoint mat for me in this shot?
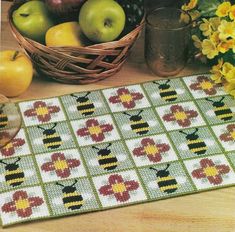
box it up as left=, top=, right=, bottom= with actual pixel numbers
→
left=0, top=74, right=235, bottom=227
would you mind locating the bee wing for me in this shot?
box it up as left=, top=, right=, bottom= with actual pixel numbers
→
left=206, top=110, right=215, bottom=117
left=179, top=144, right=188, bottom=150
left=68, top=105, right=77, bottom=112
left=94, top=102, right=103, bottom=108
left=204, top=139, right=215, bottom=146
left=61, top=135, right=71, bottom=141
left=0, top=174, right=5, bottom=183
left=175, top=89, right=185, bottom=95
left=82, top=193, right=93, bottom=200
left=89, top=158, right=99, bottom=167
left=148, top=181, right=157, bottom=189
left=122, top=124, right=131, bottom=131
left=116, top=154, right=126, bottom=162
left=33, top=138, right=43, bottom=145
left=148, top=120, right=157, bottom=126
left=24, top=170, right=35, bottom=177
left=176, top=176, right=187, bottom=184
left=151, top=92, right=160, bottom=99
left=52, top=197, right=63, bottom=206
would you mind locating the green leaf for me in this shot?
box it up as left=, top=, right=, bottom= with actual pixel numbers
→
left=198, top=0, right=221, bottom=17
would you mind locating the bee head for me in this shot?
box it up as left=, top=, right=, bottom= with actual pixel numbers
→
left=206, top=97, right=225, bottom=107
left=92, top=143, right=111, bottom=155
left=56, top=180, right=77, bottom=193
left=71, top=92, right=91, bottom=103
left=150, top=164, right=170, bottom=177
left=180, top=128, right=199, bottom=140
left=0, top=157, right=21, bottom=170
left=153, top=80, right=170, bottom=90
left=123, top=110, right=143, bottom=121
left=38, top=123, right=57, bottom=135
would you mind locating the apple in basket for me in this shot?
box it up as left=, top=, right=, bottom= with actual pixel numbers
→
left=79, top=0, right=126, bottom=43
left=45, top=0, right=87, bottom=21
left=12, top=1, right=54, bottom=43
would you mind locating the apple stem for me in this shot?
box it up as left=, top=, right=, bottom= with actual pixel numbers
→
left=19, top=13, right=29, bottom=17
left=12, top=51, right=19, bottom=61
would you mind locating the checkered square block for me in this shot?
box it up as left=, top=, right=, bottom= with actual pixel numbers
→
left=0, top=74, right=235, bottom=227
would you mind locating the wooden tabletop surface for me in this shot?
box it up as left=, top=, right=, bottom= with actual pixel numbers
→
left=1, top=2, right=235, bottom=232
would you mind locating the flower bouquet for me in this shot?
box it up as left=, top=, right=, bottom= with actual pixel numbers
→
left=182, top=0, right=235, bottom=96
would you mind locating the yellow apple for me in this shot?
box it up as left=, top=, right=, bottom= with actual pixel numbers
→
left=45, top=21, right=89, bottom=47
left=0, top=50, right=33, bottom=97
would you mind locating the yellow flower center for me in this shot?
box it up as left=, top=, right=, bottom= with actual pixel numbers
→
left=119, top=94, right=133, bottom=103
left=230, top=131, right=235, bottom=140
left=174, top=111, right=187, bottom=121
left=144, top=145, right=159, bottom=155
left=203, top=166, right=218, bottom=177
left=36, top=107, right=49, bottom=116
left=200, top=81, right=213, bottom=90
left=15, top=198, right=30, bottom=210
left=112, top=183, right=126, bottom=193
left=54, top=159, right=68, bottom=170
left=88, top=126, right=102, bottom=135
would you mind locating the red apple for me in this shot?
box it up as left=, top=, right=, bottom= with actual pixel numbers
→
left=45, top=0, right=86, bottom=21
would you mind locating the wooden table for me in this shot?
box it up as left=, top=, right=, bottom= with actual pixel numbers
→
left=1, top=2, right=235, bottom=232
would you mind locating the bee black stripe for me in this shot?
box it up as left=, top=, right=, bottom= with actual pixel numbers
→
left=63, top=195, right=83, bottom=204
left=158, top=179, right=177, bottom=187
left=160, top=91, right=177, bottom=97
left=131, top=122, right=149, bottom=130
left=215, top=109, right=232, bottom=115
left=78, top=103, right=94, bottom=111
left=99, top=157, right=118, bottom=165
left=188, top=142, right=206, bottom=149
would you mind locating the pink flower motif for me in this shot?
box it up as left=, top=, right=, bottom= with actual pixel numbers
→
left=99, top=174, right=139, bottom=202
left=77, top=119, right=113, bottom=142
left=219, top=124, right=235, bottom=142
left=0, top=132, right=25, bottom=157
left=163, top=104, right=198, bottom=127
left=24, top=101, right=60, bottom=123
left=41, top=152, right=80, bottom=178
left=109, top=88, right=143, bottom=109
left=1, top=190, right=44, bottom=218
left=192, top=158, right=230, bottom=185
left=132, top=138, right=170, bottom=162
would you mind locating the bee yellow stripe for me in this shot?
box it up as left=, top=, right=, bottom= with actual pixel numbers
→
left=46, top=142, right=62, bottom=147
left=131, top=120, right=145, bottom=125
left=46, top=134, right=60, bottom=139
left=160, top=184, right=178, bottom=192
left=6, top=170, right=23, bottom=175
left=163, top=95, right=177, bottom=100
left=64, top=192, right=80, bottom=198
left=214, top=106, right=231, bottom=111
left=217, top=113, right=233, bottom=118
left=78, top=102, right=91, bottom=106
left=98, top=154, right=115, bottom=160
left=187, top=139, right=204, bottom=144
left=101, top=162, right=118, bottom=169
left=80, top=109, right=95, bottom=113
left=158, top=176, right=174, bottom=181
left=160, top=89, right=174, bottom=93
left=190, top=147, right=207, bottom=153
left=133, top=127, right=149, bottom=133
left=7, top=178, right=25, bottom=185
left=64, top=201, right=84, bottom=208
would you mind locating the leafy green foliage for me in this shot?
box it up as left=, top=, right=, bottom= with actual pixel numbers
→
left=197, top=0, right=221, bottom=17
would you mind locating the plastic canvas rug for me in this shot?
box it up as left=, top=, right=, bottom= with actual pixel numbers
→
left=1, top=74, right=235, bottom=227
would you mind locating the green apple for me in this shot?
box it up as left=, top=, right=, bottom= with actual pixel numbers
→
left=79, top=0, right=126, bottom=43
left=12, top=1, right=54, bottom=43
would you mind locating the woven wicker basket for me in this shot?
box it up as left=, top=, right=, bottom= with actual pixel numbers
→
left=8, top=0, right=145, bottom=84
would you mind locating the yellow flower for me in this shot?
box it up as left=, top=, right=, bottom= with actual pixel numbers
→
left=222, top=62, right=235, bottom=83
left=216, top=1, right=231, bottom=17
left=189, top=10, right=201, bottom=21
left=182, top=0, right=198, bottom=11
left=218, top=39, right=234, bottom=53
left=192, top=35, right=202, bottom=49
left=218, top=20, right=235, bottom=40
left=201, top=39, right=219, bottom=59
left=199, top=18, right=212, bottom=36
left=229, top=5, right=235, bottom=20
left=209, top=17, right=221, bottom=31
left=210, top=59, right=224, bottom=83
left=224, top=82, right=235, bottom=97
left=210, top=31, right=220, bottom=45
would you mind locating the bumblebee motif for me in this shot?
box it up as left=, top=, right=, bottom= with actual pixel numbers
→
left=0, top=104, right=8, bottom=128
left=206, top=97, right=233, bottom=121
left=71, top=92, right=95, bottom=116
left=56, top=180, right=84, bottom=210
left=91, top=143, right=119, bottom=171
left=179, top=128, right=208, bottom=155
left=37, top=123, right=62, bottom=150
left=149, top=164, right=184, bottom=194
left=123, top=110, right=150, bottom=135
left=153, top=80, right=178, bottom=102
left=0, top=158, right=25, bottom=187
